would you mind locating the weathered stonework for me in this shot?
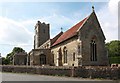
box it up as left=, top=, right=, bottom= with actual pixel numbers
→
left=78, top=12, right=109, bottom=66
left=51, top=36, right=79, bottom=66
left=13, top=52, right=27, bottom=65
left=28, top=49, right=52, bottom=66
left=34, top=21, right=50, bottom=49
left=1, top=65, right=120, bottom=80
left=28, top=9, right=109, bottom=66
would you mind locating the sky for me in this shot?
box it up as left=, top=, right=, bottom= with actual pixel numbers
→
left=0, top=0, right=119, bottom=57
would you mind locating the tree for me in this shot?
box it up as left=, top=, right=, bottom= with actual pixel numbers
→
left=5, top=47, right=25, bottom=65
left=2, top=57, right=9, bottom=65
left=106, top=40, right=120, bottom=57
left=106, top=40, right=120, bottom=64
left=12, top=47, right=25, bottom=53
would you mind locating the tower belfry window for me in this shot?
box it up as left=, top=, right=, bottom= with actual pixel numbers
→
left=43, top=29, right=45, bottom=33
left=90, top=40, right=97, bottom=61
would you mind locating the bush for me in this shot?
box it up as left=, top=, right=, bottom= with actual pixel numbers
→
left=109, top=56, right=120, bottom=64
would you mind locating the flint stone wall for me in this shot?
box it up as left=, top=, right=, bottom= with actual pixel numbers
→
left=1, top=65, right=120, bottom=80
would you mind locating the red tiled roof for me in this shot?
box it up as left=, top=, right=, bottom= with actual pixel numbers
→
left=51, top=31, right=63, bottom=45
left=52, top=17, right=88, bottom=46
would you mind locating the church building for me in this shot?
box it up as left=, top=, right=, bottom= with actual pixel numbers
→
left=28, top=7, right=109, bottom=66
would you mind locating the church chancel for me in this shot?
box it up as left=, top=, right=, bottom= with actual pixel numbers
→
left=28, top=7, right=109, bottom=66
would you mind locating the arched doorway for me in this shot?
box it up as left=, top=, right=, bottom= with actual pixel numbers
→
left=39, top=54, right=46, bottom=65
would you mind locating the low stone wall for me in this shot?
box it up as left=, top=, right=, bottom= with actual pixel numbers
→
left=74, top=66, right=120, bottom=79
left=1, top=65, right=120, bottom=80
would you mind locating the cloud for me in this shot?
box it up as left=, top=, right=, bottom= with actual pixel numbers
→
left=21, top=13, right=78, bottom=38
left=1, top=1, right=119, bottom=57
left=38, top=13, right=76, bottom=38
left=0, top=16, right=34, bottom=56
left=0, top=13, right=77, bottom=57
left=0, top=16, right=33, bottom=45
left=0, top=0, right=109, bottom=2
left=108, top=0, right=119, bottom=15
left=97, top=0, right=119, bottom=42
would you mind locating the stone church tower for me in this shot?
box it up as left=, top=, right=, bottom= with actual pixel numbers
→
left=28, top=7, right=109, bottom=66
left=34, top=21, right=50, bottom=49
left=28, top=21, right=51, bottom=66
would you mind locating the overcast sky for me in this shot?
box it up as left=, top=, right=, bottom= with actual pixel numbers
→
left=0, top=0, right=119, bottom=57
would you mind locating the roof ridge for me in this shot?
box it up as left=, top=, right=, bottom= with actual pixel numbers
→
left=52, top=16, right=88, bottom=47
left=76, top=16, right=89, bottom=32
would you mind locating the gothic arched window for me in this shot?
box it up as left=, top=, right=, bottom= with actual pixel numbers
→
left=63, top=47, right=67, bottom=63
left=90, top=39, right=97, bottom=61
left=73, top=52, right=75, bottom=61
left=78, top=45, right=80, bottom=55
left=52, top=51, right=54, bottom=63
